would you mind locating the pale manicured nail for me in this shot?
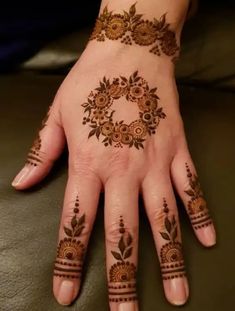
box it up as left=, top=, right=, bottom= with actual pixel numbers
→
left=12, top=166, right=31, bottom=187
left=57, top=280, right=74, bottom=306
left=202, top=225, right=216, bottom=247
left=119, top=302, right=136, bottom=311
left=169, top=278, right=187, bottom=306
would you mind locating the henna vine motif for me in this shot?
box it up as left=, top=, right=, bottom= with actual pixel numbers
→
left=26, top=106, right=51, bottom=166
left=159, top=199, right=186, bottom=280
left=82, top=71, right=166, bottom=149
left=184, top=163, right=213, bottom=230
left=109, top=216, right=137, bottom=303
left=89, top=3, right=179, bottom=59
left=54, top=196, right=85, bottom=279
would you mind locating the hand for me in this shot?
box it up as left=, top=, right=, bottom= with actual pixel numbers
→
left=12, top=1, right=216, bottom=310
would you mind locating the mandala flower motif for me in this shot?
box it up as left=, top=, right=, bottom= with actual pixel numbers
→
left=132, top=21, right=157, bottom=46
left=141, top=111, right=154, bottom=123
left=138, top=95, right=158, bottom=111
left=57, top=238, right=84, bottom=261
left=94, top=92, right=111, bottom=108
left=129, top=85, right=145, bottom=101
left=129, top=120, right=147, bottom=139
left=121, top=133, right=133, bottom=144
left=109, top=261, right=136, bottom=282
left=108, top=83, right=127, bottom=98
left=101, top=121, right=114, bottom=136
left=112, top=131, right=122, bottom=142
left=188, top=197, right=207, bottom=215
left=90, top=19, right=103, bottom=40
left=159, top=30, right=179, bottom=56
left=105, top=15, right=127, bottom=40
left=160, top=242, right=183, bottom=264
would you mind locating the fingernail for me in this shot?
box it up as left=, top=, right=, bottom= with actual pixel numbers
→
left=57, top=280, right=74, bottom=306
left=202, top=225, right=216, bottom=247
left=12, top=166, right=31, bottom=187
left=169, top=278, right=187, bottom=306
left=119, top=302, right=136, bottom=311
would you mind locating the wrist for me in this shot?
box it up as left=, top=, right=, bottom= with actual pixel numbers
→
left=87, top=1, right=188, bottom=64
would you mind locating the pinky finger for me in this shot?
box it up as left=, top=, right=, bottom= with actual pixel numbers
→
left=171, top=153, right=216, bottom=247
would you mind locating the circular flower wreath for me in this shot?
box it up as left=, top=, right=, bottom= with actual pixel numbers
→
left=82, top=71, right=166, bottom=149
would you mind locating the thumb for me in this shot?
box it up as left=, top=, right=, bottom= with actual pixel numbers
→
left=12, top=103, right=65, bottom=190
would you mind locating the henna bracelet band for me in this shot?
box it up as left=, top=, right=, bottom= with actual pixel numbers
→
left=89, top=3, right=180, bottom=59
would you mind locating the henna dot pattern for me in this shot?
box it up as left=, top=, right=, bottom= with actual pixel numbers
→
left=26, top=106, right=51, bottom=166
left=159, top=199, right=186, bottom=280
left=54, top=196, right=85, bottom=279
left=82, top=71, right=166, bottom=149
left=184, top=163, right=213, bottom=230
left=89, top=3, right=179, bottom=59
left=108, top=216, right=137, bottom=303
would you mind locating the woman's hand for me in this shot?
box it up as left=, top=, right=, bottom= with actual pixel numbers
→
left=12, top=1, right=216, bottom=310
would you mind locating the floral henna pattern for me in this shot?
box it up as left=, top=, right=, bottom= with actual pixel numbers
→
left=108, top=216, right=137, bottom=303
left=54, top=196, right=85, bottom=279
left=26, top=106, right=51, bottom=166
left=184, top=163, right=213, bottom=230
left=89, top=3, right=179, bottom=59
left=82, top=71, right=166, bottom=149
left=159, top=199, right=186, bottom=280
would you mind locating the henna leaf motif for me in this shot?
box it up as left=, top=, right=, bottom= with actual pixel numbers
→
left=74, top=225, right=85, bottom=237
left=124, top=247, right=132, bottom=259
left=165, top=217, right=172, bottom=233
left=129, top=3, right=136, bottom=16
left=111, top=251, right=122, bottom=261
left=118, top=236, right=126, bottom=255
left=185, top=189, right=195, bottom=197
left=160, top=232, right=170, bottom=241
left=126, top=233, right=133, bottom=246
left=64, top=227, right=72, bottom=237
left=77, top=214, right=85, bottom=226
left=71, top=216, right=77, bottom=229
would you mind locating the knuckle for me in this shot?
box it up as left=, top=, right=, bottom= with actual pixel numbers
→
left=105, top=149, right=131, bottom=174
left=69, top=149, right=97, bottom=178
left=106, top=221, right=137, bottom=246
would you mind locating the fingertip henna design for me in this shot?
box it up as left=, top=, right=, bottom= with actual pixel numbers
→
left=82, top=71, right=166, bottom=149
left=54, top=196, right=86, bottom=279
left=108, top=216, right=137, bottom=303
left=184, top=163, right=213, bottom=230
left=89, top=3, right=179, bottom=59
left=159, top=199, right=186, bottom=280
left=26, top=106, right=51, bottom=166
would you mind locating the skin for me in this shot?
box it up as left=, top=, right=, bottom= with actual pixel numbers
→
left=12, top=1, right=216, bottom=310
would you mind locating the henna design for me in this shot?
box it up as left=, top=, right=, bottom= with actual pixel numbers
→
left=159, top=199, right=186, bottom=280
left=54, top=196, right=85, bottom=279
left=89, top=3, right=179, bottom=59
left=108, top=216, right=137, bottom=303
left=82, top=71, right=166, bottom=149
left=184, top=163, right=213, bottom=230
left=26, top=106, right=51, bottom=166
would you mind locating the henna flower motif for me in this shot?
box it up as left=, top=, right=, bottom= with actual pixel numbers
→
left=138, top=95, right=158, bottom=111
left=95, top=92, right=111, bottom=108
left=81, top=71, right=165, bottom=149
left=159, top=30, right=179, bottom=56
left=57, top=238, right=85, bottom=261
left=129, top=120, right=147, bottom=139
left=101, top=121, right=114, bottom=136
left=105, top=15, right=127, bottom=40
left=109, top=261, right=136, bottom=282
left=188, top=197, right=207, bottom=215
left=129, top=85, right=145, bottom=101
left=132, top=21, right=157, bottom=46
left=160, top=242, right=183, bottom=263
